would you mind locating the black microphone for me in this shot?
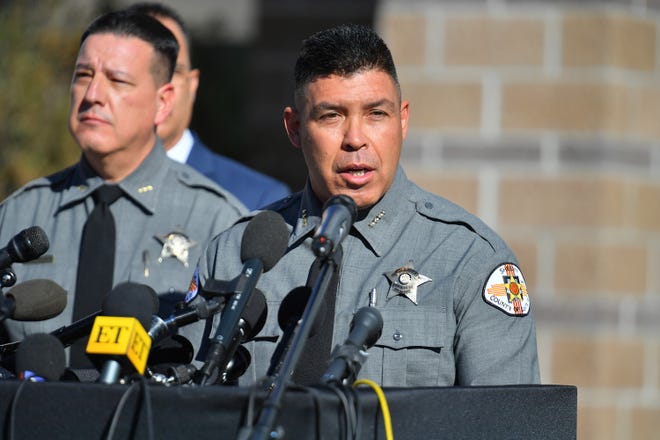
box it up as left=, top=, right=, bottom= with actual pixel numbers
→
left=148, top=295, right=223, bottom=344
left=196, top=210, right=288, bottom=385
left=87, top=282, right=158, bottom=384
left=0, top=226, right=49, bottom=269
left=311, top=195, right=357, bottom=258
left=321, top=307, right=383, bottom=386
left=0, top=279, right=67, bottom=322
left=16, top=333, right=66, bottom=381
left=196, top=288, right=268, bottom=385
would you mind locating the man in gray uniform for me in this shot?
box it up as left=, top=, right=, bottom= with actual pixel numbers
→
left=192, top=24, right=539, bottom=386
left=0, top=11, right=245, bottom=350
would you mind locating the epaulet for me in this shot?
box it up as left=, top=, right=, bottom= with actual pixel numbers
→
left=259, top=193, right=301, bottom=226
left=261, top=193, right=300, bottom=214
left=3, top=165, right=75, bottom=200
left=413, top=190, right=508, bottom=252
left=171, top=163, right=244, bottom=210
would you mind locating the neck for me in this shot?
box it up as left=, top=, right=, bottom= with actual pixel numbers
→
left=84, top=142, right=154, bottom=183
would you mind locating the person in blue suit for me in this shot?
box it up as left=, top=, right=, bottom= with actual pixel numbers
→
left=127, top=3, right=291, bottom=210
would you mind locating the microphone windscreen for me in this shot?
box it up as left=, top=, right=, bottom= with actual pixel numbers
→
left=277, top=286, right=310, bottom=329
left=240, top=211, right=289, bottom=271
left=277, top=286, right=323, bottom=338
left=7, top=279, right=67, bottom=321
left=149, top=334, right=194, bottom=366
left=16, top=333, right=66, bottom=381
left=242, top=288, right=268, bottom=340
left=102, top=282, right=158, bottom=329
left=12, top=226, right=49, bottom=262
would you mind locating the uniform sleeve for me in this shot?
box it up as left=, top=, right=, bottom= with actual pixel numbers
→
left=452, top=250, right=540, bottom=385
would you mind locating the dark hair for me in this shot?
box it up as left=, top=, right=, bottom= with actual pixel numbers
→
left=124, top=2, right=192, bottom=65
left=293, top=24, right=400, bottom=103
left=80, top=10, right=178, bottom=84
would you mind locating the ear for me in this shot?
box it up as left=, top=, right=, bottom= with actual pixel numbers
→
left=400, top=100, right=410, bottom=140
left=154, top=82, right=175, bottom=126
left=283, top=106, right=302, bottom=148
left=188, top=68, right=200, bottom=104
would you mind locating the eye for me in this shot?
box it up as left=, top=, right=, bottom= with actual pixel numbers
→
left=73, top=70, right=91, bottom=80
left=369, top=109, right=388, bottom=119
left=319, top=112, right=341, bottom=121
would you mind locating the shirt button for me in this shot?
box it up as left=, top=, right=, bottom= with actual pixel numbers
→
left=393, top=330, right=403, bottom=342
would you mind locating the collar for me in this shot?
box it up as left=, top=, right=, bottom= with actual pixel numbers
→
left=292, top=166, right=412, bottom=257
left=58, top=140, right=170, bottom=215
left=165, top=129, right=194, bottom=164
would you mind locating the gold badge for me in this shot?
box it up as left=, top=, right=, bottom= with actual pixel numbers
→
left=385, top=261, right=431, bottom=305
left=156, top=232, right=196, bottom=267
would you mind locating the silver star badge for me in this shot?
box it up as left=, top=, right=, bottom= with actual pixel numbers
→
left=156, top=232, right=196, bottom=267
left=385, top=262, right=431, bottom=305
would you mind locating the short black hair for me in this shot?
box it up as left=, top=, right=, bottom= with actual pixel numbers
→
left=124, top=2, right=192, bottom=65
left=293, top=24, right=400, bottom=103
left=80, top=10, right=178, bottom=84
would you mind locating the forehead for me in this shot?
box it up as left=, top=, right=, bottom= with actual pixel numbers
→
left=77, top=33, right=154, bottom=67
left=301, top=70, right=399, bottom=108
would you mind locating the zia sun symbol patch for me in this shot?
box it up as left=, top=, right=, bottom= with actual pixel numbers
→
left=483, top=263, right=530, bottom=317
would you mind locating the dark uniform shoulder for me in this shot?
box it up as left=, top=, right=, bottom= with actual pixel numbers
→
left=260, top=192, right=301, bottom=225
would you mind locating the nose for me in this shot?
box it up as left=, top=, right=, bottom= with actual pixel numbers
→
left=343, top=116, right=367, bottom=151
left=82, top=74, right=106, bottom=105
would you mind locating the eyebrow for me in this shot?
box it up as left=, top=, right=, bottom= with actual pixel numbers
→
left=311, top=98, right=397, bottom=114
left=73, top=63, right=133, bottom=79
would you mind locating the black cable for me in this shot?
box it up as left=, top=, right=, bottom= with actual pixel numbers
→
left=105, top=382, right=139, bottom=440
left=327, top=385, right=356, bottom=440
left=7, top=380, right=28, bottom=440
left=138, top=376, right=154, bottom=440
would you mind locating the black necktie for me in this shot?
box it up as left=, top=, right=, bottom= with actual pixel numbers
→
left=70, top=184, right=123, bottom=367
left=292, top=248, right=341, bottom=385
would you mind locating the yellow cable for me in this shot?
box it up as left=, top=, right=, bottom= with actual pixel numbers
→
left=353, top=379, right=394, bottom=440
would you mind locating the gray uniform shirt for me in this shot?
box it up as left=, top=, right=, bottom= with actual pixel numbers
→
left=0, top=141, right=246, bottom=342
left=195, top=167, right=539, bottom=387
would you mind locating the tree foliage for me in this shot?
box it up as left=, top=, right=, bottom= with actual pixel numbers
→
left=0, top=1, right=95, bottom=199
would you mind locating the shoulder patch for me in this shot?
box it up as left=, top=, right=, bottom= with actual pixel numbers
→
left=482, top=263, right=530, bottom=317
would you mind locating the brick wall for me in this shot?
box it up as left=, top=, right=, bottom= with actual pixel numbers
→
left=376, top=1, right=660, bottom=438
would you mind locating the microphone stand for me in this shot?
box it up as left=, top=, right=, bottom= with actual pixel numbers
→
left=243, top=248, right=342, bottom=440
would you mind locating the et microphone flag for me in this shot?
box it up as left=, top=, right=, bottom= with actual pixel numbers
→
left=86, top=316, right=151, bottom=375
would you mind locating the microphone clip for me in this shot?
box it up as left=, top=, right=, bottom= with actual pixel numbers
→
left=0, top=267, right=16, bottom=288
left=321, top=343, right=368, bottom=386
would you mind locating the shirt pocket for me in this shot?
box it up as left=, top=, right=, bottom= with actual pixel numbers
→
left=362, top=305, right=450, bottom=387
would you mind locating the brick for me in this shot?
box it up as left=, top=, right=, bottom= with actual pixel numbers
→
left=632, top=407, right=660, bottom=440
left=577, top=406, right=619, bottom=440
left=552, top=335, right=644, bottom=388
left=498, top=176, right=626, bottom=228
left=444, top=15, right=544, bottom=66
left=563, top=12, right=656, bottom=71
left=403, top=81, right=481, bottom=129
left=554, top=242, right=647, bottom=295
left=501, top=82, right=633, bottom=134
left=380, top=14, right=427, bottom=66
left=637, top=182, right=660, bottom=232
left=442, top=137, right=541, bottom=165
left=408, top=171, right=479, bottom=214
left=636, top=86, right=660, bottom=139
left=559, top=138, right=651, bottom=170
